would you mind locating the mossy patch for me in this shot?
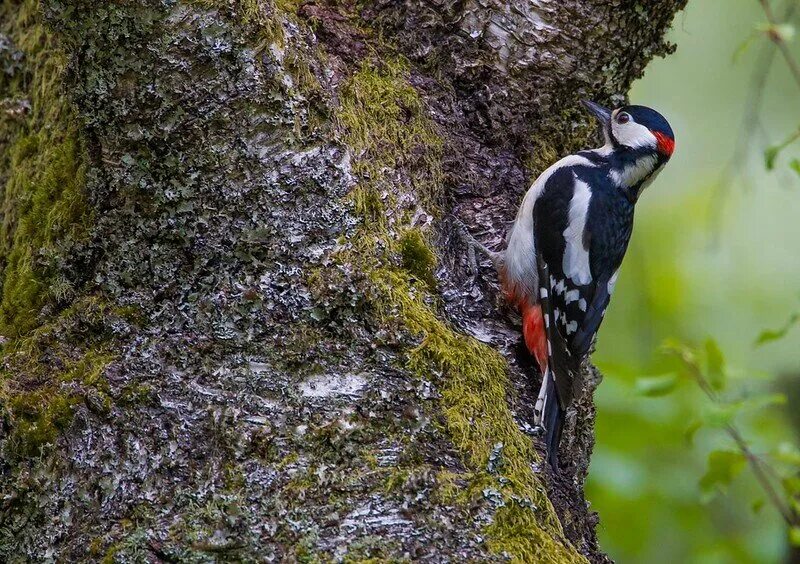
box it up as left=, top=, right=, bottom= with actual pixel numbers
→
left=3, top=390, right=79, bottom=459
left=369, top=266, right=581, bottom=562
left=399, top=228, right=436, bottom=290
left=525, top=105, right=595, bottom=178
left=337, top=58, right=444, bottom=210
left=330, top=49, right=585, bottom=562
left=0, top=296, right=119, bottom=460
left=0, top=0, right=91, bottom=337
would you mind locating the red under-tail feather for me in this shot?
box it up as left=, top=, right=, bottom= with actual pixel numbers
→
left=521, top=302, right=548, bottom=374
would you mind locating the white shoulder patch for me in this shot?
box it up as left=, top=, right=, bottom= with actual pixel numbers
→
left=562, top=178, right=592, bottom=286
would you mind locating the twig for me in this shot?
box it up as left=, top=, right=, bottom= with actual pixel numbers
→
left=681, top=355, right=799, bottom=527
left=726, top=423, right=798, bottom=526
left=760, top=0, right=800, bottom=88
left=709, top=0, right=799, bottom=243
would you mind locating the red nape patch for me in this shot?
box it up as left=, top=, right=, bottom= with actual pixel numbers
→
left=521, top=303, right=548, bottom=373
left=654, top=131, right=675, bottom=157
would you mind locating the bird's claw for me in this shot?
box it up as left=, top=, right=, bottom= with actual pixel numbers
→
left=451, top=215, right=502, bottom=277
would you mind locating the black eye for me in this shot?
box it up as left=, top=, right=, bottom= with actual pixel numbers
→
left=617, top=112, right=631, bottom=124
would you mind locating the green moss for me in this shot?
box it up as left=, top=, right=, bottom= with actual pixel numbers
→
left=350, top=185, right=387, bottom=230
left=0, top=0, right=90, bottom=337
left=118, top=382, right=156, bottom=407
left=525, top=107, right=595, bottom=178
left=0, top=296, right=118, bottom=459
left=2, top=348, right=113, bottom=459
left=382, top=467, right=411, bottom=493
left=331, top=49, right=585, bottom=563
left=368, top=267, right=581, bottom=561
left=3, top=390, right=79, bottom=458
left=0, top=1, right=109, bottom=461
left=337, top=58, right=444, bottom=209
left=399, top=228, right=437, bottom=289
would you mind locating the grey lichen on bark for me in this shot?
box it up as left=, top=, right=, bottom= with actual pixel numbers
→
left=0, top=0, right=685, bottom=561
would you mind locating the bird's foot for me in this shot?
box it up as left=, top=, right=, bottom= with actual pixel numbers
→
left=450, top=215, right=503, bottom=276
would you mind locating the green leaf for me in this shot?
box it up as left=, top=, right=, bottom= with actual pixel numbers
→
left=752, top=498, right=765, bottom=514
left=685, top=419, right=703, bottom=445
left=738, top=393, right=787, bottom=413
left=701, top=403, right=738, bottom=428
left=699, top=450, right=746, bottom=494
left=635, top=373, right=679, bottom=397
left=661, top=339, right=698, bottom=370
left=705, top=338, right=726, bottom=391
left=755, top=312, right=800, bottom=345
left=790, top=527, right=800, bottom=547
left=765, top=129, right=800, bottom=170
left=765, top=145, right=781, bottom=170
left=790, top=159, right=800, bottom=176
left=783, top=476, right=800, bottom=496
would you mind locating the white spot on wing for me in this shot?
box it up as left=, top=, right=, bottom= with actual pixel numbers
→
left=608, top=270, right=620, bottom=295
left=565, top=320, right=578, bottom=334
left=578, top=298, right=587, bottom=312
left=562, top=178, right=593, bottom=286
left=564, top=289, right=580, bottom=304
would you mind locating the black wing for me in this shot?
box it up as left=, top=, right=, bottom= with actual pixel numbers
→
left=533, top=167, right=632, bottom=405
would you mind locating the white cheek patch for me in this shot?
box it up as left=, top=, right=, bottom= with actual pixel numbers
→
left=612, top=120, right=657, bottom=150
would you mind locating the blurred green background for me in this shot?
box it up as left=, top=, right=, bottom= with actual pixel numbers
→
left=588, top=1, right=800, bottom=562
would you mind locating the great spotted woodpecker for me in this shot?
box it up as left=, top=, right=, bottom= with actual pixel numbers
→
left=501, top=100, right=675, bottom=469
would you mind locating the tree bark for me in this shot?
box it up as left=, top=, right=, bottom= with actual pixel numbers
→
left=0, top=0, right=685, bottom=561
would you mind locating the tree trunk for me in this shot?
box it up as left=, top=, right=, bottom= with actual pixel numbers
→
left=0, top=0, right=685, bottom=561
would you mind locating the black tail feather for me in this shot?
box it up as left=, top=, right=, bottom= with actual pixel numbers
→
left=543, top=372, right=564, bottom=470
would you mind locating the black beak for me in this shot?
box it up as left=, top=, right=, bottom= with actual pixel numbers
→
left=582, top=100, right=612, bottom=125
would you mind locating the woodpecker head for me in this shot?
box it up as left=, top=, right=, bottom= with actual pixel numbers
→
left=582, top=100, right=675, bottom=200
left=582, top=100, right=675, bottom=160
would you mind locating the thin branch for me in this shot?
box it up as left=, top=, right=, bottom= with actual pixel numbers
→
left=708, top=0, right=799, bottom=243
left=760, top=0, right=800, bottom=88
left=683, top=357, right=799, bottom=527
left=725, top=423, right=798, bottom=527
